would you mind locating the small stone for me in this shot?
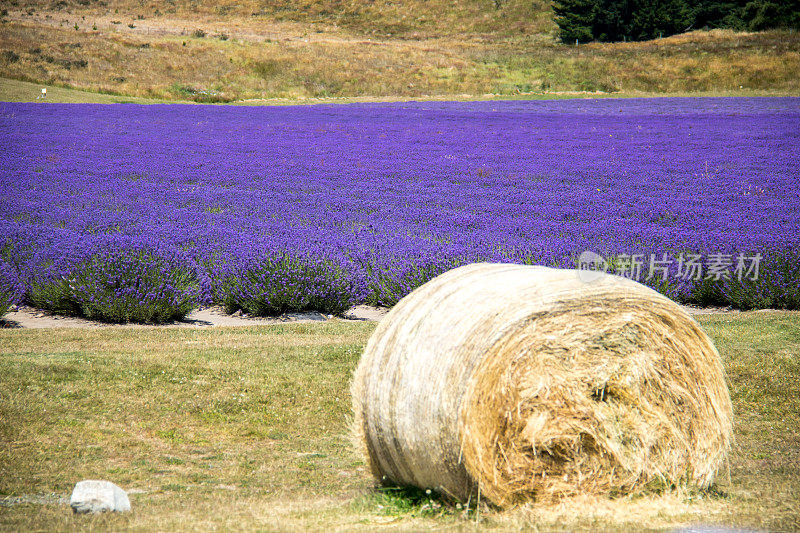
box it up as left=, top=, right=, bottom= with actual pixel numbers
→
left=70, top=480, right=131, bottom=514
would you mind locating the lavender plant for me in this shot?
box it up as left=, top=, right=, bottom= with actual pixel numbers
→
left=721, top=247, right=800, bottom=310
left=0, top=259, right=23, bottom=317
left=0, top=97, right=797, bottom=320
left=26, top=236, right=200, bottom=323
left=210, top=250, right=355, bottom=316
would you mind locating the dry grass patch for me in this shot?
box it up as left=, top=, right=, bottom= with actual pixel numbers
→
left=0, top=324, right=374, bottom=507
left=0, top=313, right=798, bottom=531
left=1, top=8, right=798, bottom=101
left=0, top=76, right=179, bottom=103
left=480, top=29, right=800, bottom=94
left=4, top=0, right=556, bottom=39
left=0, top=21, right=503, bottom=100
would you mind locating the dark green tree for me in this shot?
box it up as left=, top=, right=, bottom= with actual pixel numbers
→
left=553, top=0, right=798, bottom=43
left=743, top=0, right=800, bottom=30
left=627, top=0, right=693, bottom=40
left=552, top=0, right=599, bottom=43
left=692, top=0, right=800, bottom=30
left=554, top=0, right=693, bottom=42
left=592, top=0, right=630, bottom=41
left=693, top=0, right=748, bottom=29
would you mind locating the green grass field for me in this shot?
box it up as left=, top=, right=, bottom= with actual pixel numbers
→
left=1, top=76, right=791, bottom=107
left=1, top=313, right=798, bottom=531
left=0, top=77, right=186, bottom=104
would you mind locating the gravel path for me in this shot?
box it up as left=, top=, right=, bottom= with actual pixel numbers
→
left=0, top=305, right=389, bottom=329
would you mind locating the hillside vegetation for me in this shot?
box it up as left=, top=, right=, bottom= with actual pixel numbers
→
left=3, top=0, right=556, bottom=38
left=0, top=0, right=798, bottom=101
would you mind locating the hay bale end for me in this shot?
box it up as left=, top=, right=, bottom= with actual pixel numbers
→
left=351, top=263, right=733, bottom=507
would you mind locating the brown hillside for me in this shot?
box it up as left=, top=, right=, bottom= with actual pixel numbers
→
left=0, top=1, right=798, bottom=101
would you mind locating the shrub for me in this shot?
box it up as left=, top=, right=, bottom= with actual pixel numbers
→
left=251, top=59, right=281, bottom=78
left=360, top=257, right=468, bottom=307
left=0, top=260, right=23, bottom=317
left=211, top=252, right=355, bottom=316
left=27, top=237, right=200, bottom=323
left=0, top=50, right=19, bottom=63
left=721, top=248, right=800, bottom=310
left=682, top=276, right=728, bottom=307
left=169, top=84, right=231, bottom=103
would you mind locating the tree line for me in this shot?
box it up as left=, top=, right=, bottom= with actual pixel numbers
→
left=553, top=0, right=800, bottom=43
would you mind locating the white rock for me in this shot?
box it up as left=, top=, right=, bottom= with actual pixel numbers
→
left=70, top=480, right=131, bottom=514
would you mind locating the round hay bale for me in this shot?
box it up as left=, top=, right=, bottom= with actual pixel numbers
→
left=351, top=263, right=733, bottom=507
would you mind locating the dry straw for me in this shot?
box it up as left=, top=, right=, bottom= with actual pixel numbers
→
left=351, top=263, right=733, bottom=508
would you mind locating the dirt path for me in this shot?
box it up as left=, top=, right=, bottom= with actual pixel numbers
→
left=0, top=304, right=766, bottom=329
left=1, top=304, right=389, bottom=329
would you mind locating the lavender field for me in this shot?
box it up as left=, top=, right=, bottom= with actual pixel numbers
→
left=1, top=97, right=799, bottom=322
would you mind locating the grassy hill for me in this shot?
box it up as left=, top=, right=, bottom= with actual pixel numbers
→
left=1, top=1, right=798, bottom=102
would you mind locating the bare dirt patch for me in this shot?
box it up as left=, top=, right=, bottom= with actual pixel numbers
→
left=0, top=305, right=389, bottom=329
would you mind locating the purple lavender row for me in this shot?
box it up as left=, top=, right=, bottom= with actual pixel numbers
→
left=0, top=97, right=798, bottom=322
